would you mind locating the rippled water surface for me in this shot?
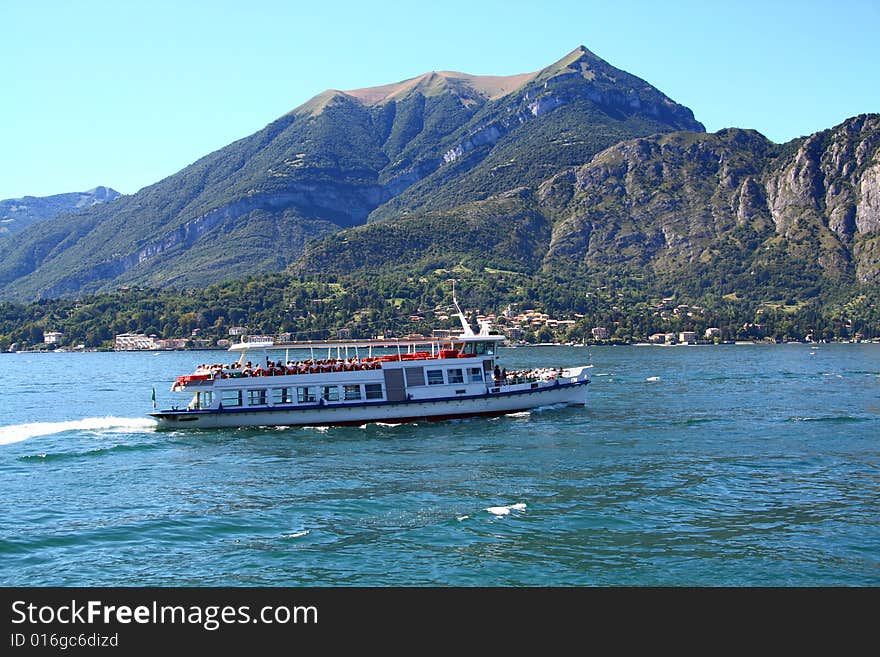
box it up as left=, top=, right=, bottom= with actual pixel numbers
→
left=1, top=345, right=878, bottom=585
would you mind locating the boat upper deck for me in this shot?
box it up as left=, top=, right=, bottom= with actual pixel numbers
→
left=173, top=337, right=503, bottom=390
left=229, top=333, right=506, bottom=353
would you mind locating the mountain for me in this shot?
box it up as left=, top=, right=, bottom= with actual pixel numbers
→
left=0, top=46, right=703, bottom=300
left=0, top=186, right=121, bottom=238
left=296, top=114, right=880, bottom=301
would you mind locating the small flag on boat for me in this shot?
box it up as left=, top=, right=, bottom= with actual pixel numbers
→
left=151, top=386, right=156, bottom=409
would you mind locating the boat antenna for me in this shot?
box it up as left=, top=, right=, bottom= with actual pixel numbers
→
left=451, top=279, right=475, bottom=337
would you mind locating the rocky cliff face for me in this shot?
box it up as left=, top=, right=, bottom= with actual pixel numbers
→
left=765, top=114, right=880, bottom=282
left=538, top=129, right=774, bottom=268
left=537, top=115, right=880, bottom=284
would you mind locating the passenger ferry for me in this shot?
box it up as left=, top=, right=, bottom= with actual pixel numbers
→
left=149, top=300, right=590, bottom=429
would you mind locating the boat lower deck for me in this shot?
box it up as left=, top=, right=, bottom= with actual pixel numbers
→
left=151, top=378, right=589, bottom=429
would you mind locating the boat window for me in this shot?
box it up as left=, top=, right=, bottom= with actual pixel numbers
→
left=404, top=367, right=425, bottom=387
left=297, top=386, right=317, bottom=403
left=460, top=341, right=496, bottom=356
left=221, top=390, right=242, bottom=407
left=323, top=386, right=339, bottom=402
left=447, top=368, right=464, bottom=384
left=472, top=341, right=495, bottom=356
left=364, top=384, right=383, bottom=400
left=273, top=388, right=293, bottom=404
left=468, top=367, right=483, bottom=383
left=190, top=391, right=213, bottom=410
left=426, top=369, right=444, bottom=385
left=343, top=384, right=362, bottom=401
left=248, top=389, right=267, bottom=406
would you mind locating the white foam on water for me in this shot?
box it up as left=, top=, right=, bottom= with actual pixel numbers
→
left=0, top=416, right=157, bottom=445
left=486, top=502, right=527, bottom=516
left=456, top=515, right=469, bottom=522
left=486, top=506, right=510, bottom=516
left=530, top=403, right=567, bottom=414
left=281, top=530, right=310, bottom=539
left=301, top=425, right=330, bottom=433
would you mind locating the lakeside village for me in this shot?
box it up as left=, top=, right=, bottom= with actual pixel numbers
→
left=8, top=298, right=878, bottom=353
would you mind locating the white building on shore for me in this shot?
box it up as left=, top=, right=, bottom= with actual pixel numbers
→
left=43, top=331, right=64, bottom=345
left=114, top=333, right=158, bottom=351
left=679, top=331, right=697, bottom=344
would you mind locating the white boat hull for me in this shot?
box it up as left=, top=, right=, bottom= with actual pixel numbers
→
left=150, top=379, right=588, bottom=430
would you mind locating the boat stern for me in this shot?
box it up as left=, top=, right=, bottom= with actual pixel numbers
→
left=149, top=410, right=204, bottom=429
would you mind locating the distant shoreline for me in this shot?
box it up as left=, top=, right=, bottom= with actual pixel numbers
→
left=8, top=340, right=880, bottom=354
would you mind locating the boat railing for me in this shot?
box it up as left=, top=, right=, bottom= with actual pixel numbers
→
left=495, top=368, right=565, bottom=387
left=177, top=348, right=480, bottom=385
left=174, top=339, right=523, bottom=394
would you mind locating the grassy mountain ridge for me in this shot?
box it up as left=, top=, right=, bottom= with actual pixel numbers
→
left=293, top=188, right=552, bottom=277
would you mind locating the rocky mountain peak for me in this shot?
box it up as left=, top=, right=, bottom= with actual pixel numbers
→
left=540, top=45, right=604, bottom=77
left=340, top=68, right=538, bottom=109
left=0, top=186, right=121, bottom=239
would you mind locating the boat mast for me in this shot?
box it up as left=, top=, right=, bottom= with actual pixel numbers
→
left=452, top=280, right=475, bottom=338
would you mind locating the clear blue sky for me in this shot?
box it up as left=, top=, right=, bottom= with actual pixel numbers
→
left=1, top=0, right=877, bottom=200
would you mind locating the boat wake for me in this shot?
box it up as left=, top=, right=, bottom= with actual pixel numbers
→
left=0, top=416, right=157, bottom=445
left=786, top=415, right=869, bottom=424
left=531, top=402, right=570, bottom=414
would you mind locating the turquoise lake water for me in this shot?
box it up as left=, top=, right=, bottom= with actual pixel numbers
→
left=1, top=344, right=877, bottom=586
